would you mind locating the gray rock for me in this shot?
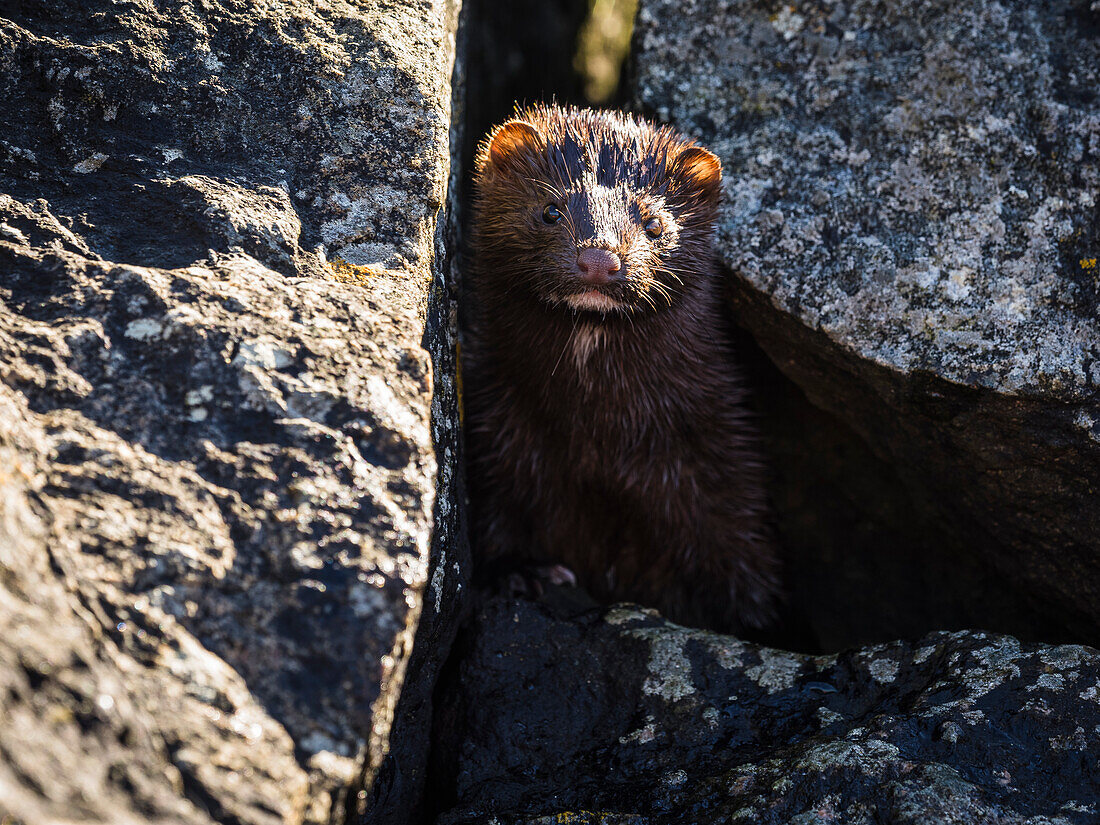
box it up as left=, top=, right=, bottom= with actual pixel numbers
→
left=632, top=0, right=1100, bottom=641
left=350, top=4, right=472, bottom=822
left=436, top=594, right=1100, bottom=824
left=0, top=0, right=462, bottom=822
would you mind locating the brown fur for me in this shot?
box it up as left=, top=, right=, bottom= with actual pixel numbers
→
left=463, top=104, right=779, bottom=632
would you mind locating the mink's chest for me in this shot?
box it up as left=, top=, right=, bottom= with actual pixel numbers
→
left=506, top=377, right=696, bottom=513
left=519, top=341, right=685, bottom=455
left=482, top=310, right=708, bottom=512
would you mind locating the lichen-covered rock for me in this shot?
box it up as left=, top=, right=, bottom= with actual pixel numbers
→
left=435, top=593, right=1100, bottom=824
left=0, top=1, right=462, bottom=822
left=632, top=0, right=1100, bottom=640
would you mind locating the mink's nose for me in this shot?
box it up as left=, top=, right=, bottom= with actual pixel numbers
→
left=576, top=248, right=622, bottom=285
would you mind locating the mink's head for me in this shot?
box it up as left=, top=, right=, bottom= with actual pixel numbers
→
left=472, top=104, right=722, bottom=316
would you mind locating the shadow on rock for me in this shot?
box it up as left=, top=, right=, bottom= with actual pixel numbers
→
left=434, top=590, right=1100, bottom=824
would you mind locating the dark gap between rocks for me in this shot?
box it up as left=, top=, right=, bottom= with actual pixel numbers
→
left=419, top=3, right=617, bottom=822
left=728, top=325, right=1070, bottom=653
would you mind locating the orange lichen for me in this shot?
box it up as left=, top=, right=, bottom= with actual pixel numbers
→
left=328, top=257, right=386, bottom=284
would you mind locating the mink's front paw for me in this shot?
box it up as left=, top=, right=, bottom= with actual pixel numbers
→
left=503, top=563, right=578, bottom=599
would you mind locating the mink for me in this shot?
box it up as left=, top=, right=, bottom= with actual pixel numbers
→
left=463, top=103, right=779, bottom=632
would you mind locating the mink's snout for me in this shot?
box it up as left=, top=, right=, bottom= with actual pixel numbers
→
left=575, top=248, right=623, bottom=285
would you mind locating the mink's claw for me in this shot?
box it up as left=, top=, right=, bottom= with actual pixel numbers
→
left=536, top=563, right=577, bottom=588
left=502, top=563, right=578, bottom=599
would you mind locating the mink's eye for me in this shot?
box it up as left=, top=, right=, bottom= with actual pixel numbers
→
left=542, top=203, right=562, bottom=224
left=644, top=217, right=663, bottom=238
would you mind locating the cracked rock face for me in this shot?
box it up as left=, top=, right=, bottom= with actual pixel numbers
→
left=435, top=594, right=1100, bottom=824
left=632, top=0, right=1100, bottom=640
left=0, top=1, right=462, bottom=822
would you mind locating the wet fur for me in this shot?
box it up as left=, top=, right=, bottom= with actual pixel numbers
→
left=464, top=104, right=779, bottom=632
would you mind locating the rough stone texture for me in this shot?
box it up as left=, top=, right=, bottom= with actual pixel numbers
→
left=435, top=593, right=1100, bottom=824
left=632, top=0, right=1100, bottom=641
left=0, top=1, right=462, bottom=822
left=350, top=3, right=471, bottom=824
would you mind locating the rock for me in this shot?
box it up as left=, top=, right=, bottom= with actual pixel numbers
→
left=632, top=0, right=1100, bottom=641
left=349, top=4, right=471, bottom=822
left=435, top=593, right=1100, bottom=824
left=0, top=1, right=462, bottom=822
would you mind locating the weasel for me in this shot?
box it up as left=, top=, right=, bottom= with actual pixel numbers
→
left=463, top=104, right=779, bottom=632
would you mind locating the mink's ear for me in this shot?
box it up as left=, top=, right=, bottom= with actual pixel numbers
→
left=669, top=146, right=722, bottom=203
left=479, top=120, right=544, bottom=174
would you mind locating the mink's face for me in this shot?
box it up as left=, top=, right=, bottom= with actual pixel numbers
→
left=473, top=110, right=722, bottom=316
left=488, top=176, right=686, bottom=314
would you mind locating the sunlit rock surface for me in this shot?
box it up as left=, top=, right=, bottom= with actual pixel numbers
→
left=0, top=1, right=463, bottom=821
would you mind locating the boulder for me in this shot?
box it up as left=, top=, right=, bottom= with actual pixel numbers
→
left=436, top=593, right=1100, bottom=824
left=632, top=0, right=1100, bottom=642
left=0, top=0, right=462, bottom=822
